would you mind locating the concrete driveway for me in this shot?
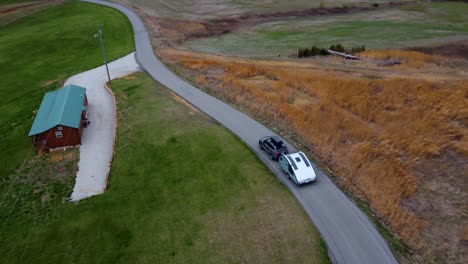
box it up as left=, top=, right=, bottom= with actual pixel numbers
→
left=65, top=53, right=139, bottom=201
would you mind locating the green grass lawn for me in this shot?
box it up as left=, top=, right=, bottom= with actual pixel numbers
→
left=1, top=71, right=330, bottom=263
left=0, top=0, right=134, bottom=179
left=184, top=2, right=468, bottom=57
left=0, top=1, right=132, bottom=261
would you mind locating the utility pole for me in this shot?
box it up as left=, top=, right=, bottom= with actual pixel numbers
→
left=95, top=24, right=111, bottom=84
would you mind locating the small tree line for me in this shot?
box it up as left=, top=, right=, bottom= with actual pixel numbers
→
left=297, top=44, right=366, bottom=58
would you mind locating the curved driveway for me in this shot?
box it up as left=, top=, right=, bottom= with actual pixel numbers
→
left=82, top=1, right=398, bottom=263
left=67, top=53, right=139, bottom=201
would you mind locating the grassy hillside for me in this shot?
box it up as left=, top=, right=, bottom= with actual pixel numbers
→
left=183, top=2, right=468, bottom=57
left=131, top=0, right=412, bottom=20
left=0, top=71, right=330, bottom=264
left=0, top=0, right=134, bottom=179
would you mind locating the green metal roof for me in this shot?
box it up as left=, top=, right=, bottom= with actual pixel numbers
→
left=28, top=84, right=87, bottom=136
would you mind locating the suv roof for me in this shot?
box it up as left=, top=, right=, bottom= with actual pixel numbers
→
left=269, top=136, right=285, bottom=148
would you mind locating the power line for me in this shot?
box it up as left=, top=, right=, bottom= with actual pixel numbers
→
left=0, top=102, right=81, bottom=237
left=0, top=127, right=56, bottom=215
left=95, top=24, right=111, bottom=84
left=1, top=27, right=96, bottom=241
left=0, top=147, right=34, bottom=208
left=16, top=130, right=77, bottom=260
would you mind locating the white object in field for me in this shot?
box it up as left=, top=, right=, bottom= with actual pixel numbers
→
left=279, top=151, right=317, bottom=185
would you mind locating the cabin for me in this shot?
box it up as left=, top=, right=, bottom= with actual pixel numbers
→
left=28, top=84, right=88, bottom=153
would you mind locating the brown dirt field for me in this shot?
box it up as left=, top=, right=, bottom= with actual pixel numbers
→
left=408, top=41, right=468, bottom=60
left=437, top=0, right=468, bottom=2
left=162, top=50, right=468, bottom=263
left=0, top=1, right=44, bottom=14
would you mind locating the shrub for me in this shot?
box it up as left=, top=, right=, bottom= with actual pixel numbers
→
left=350, top=45, right=366, bottom=54
left=311, top=46, right=320, bottom=56
left=298, top=48, right=304, bottom=58
left=319, top=48, right=329, bottom=55
left=335, top=44, right=345, bottom=52
left=329, top=44, right=345, bottom=53
left=298, top=44, right=366, bottom=58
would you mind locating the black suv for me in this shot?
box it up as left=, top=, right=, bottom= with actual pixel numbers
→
left=259, top=136, right=289, bottom=160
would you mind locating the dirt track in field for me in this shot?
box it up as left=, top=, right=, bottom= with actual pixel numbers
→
left=0, top=0, right=63, bottom=25
left=135, top=1, right=417, bottom=47
left=0, top=0, right=58, bottom=14
left=186, top=2, right=413, bottom=40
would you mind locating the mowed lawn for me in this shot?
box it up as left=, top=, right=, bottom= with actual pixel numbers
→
left=0, top=1, right=134, bottom=179
left=0, top=0, right=128, bottom=262
left=185, top=2, right=468, bottom=57
left=2, top=72, right=330, bottom=263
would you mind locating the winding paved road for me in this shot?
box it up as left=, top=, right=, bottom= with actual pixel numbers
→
left=82, top=1, right=398, bottom=263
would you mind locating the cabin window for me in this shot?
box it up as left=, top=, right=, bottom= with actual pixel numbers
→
left=55, top=131, right=63, bottom=138
left=57, top=126, right=63, bottom=131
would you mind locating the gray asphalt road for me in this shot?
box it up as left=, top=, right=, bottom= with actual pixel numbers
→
left=82, top=1, right=399, bottom=263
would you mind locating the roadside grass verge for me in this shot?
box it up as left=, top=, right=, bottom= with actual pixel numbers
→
left=183, top=2, right=468, bottom=57
left=1, top=72, right=331, bottom=263
left=0, top=0, right=134, bottom=179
